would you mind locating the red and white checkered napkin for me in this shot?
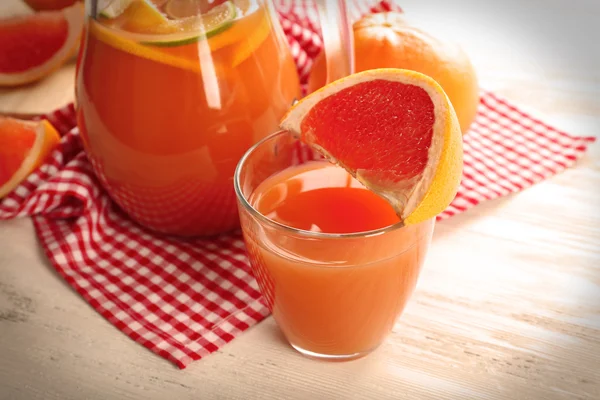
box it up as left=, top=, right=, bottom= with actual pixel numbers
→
left=0, top=1, right=596, bottom=369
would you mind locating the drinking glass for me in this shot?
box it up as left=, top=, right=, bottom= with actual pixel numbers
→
left=234, top=130, right=435, bottom=360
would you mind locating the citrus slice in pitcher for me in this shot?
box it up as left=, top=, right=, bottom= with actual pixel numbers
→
left=280, top=68, right=464, bottom=225
left=88, top=20, right=201, bottom=72
left=99, top=0, right=135, bottom=19
left=93, top=0, right=267, bottom=70
left=99, top=0, right=238, bottom=44
left=150, top=0, right=238, bottom=45
left=164, top=0, right=230, bottom=19
left=230, top=4, right=269, bottom=66
left=0, top=117, right=61, bottom=199
left=120, top=0, right=169, bottom=33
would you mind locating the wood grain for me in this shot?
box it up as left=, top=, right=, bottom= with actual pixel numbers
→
left=0, top=0, right=599, bottom=399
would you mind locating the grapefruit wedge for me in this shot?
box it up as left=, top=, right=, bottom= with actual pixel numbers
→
left=0, top=2, right=84, bottom=87
left=22, top=0, right=81, bottom=12
left=280, top=68, right=463, bottom=225
left=0, top=117, right=60, bottom=199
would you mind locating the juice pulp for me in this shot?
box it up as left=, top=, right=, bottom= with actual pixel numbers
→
left=243, top=161, right=434, bottom=357
left=76, top=0, right=301, bottom=236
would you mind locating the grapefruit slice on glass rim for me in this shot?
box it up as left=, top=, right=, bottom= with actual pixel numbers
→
left=0, top=117, right=61, bottom=199
left=280, top=68, right=464, bottom=226
left=0, top=2, right=84, bottom=87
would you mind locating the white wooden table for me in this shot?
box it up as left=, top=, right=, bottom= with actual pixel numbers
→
left=1, top=0, right=599, bottom=399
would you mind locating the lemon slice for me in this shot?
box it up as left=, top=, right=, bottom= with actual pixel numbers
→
left=89, top=19, right=200, bottom=72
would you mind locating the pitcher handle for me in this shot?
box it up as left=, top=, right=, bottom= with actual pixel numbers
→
left=315, top=0, right=355, bottom=84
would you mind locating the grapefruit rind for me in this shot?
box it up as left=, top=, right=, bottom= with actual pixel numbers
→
left=0, top=119, right=60, bottom=199
left=280, top=68, right=463, bottom=226
left=0, top=3, right=84, bottom=87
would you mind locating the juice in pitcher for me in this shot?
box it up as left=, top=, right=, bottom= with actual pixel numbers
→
left=76, top=0, right=300, bottom=236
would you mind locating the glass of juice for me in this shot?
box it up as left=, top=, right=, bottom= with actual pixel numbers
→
left=76, top=0, right=301, bottom=236
left=234, top=130, right=435, bottom=360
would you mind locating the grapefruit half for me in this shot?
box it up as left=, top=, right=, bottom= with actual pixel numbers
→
left=280, top=68, right=463, bottom=225
left=0, top=117, right=61, bottom=199
left=0, top=2, right=84, bottom=87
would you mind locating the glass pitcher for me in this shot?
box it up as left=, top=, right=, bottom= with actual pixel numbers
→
left=75, top=0, right=352, bottom=237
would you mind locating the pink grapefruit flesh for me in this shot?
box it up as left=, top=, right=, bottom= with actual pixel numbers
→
left=0, top=14, right=69, bottom=74
left=0, top=120, right=37, bottom=187
left=299, top=80, right=435, bottom=185
left=0, top=3, right=84, bottom=86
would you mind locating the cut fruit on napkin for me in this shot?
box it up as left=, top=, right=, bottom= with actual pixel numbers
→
left=0, top=1, right=596, bottom=369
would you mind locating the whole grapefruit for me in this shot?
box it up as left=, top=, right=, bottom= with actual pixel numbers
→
left=308, top=12, right=479, bottom=134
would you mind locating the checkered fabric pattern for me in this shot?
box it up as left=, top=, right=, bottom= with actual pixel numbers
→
left=0, top=1, right=596, bottom=369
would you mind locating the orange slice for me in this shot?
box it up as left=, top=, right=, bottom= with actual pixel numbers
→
left=0, top=3, right=84, bottom=87
left=280, top=68, right=464, bottom=225
left=117, top=0, right=168, bottom=33
left=0, top=117, right=61, bottom=199
left=89, top=19, right=201, bottom=72
left=230, top=5, right=269, bottom=67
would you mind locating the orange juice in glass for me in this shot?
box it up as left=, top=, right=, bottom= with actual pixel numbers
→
left=76, top=0, right=300, bottom=236
left=235, top=130, right=435, bottom=360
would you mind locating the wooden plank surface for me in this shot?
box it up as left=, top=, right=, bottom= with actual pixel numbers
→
left=1, top=0, right=599, bottom=399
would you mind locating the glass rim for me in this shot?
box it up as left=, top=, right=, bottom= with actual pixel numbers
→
left=233, top=129, right=412, bottom=239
